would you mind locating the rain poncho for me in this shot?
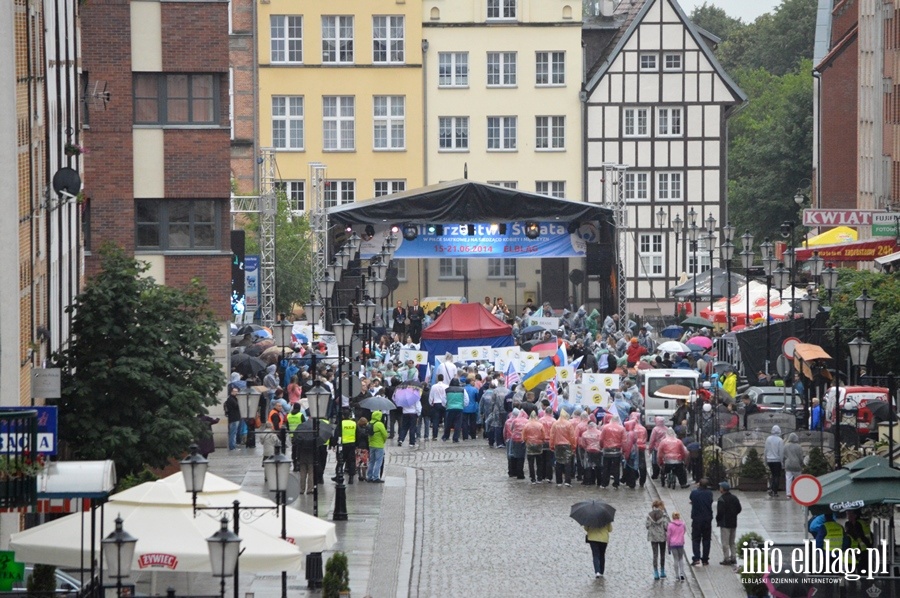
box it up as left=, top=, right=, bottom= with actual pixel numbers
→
left=263, top=364, right=279, bottom=391
left=600, top=416, right=625, bottom=450
left=538, top=409, right=555, bottom=441
left=523, top=412, right=544, bottom=446
left=503, top=408, right=519, bottom=442
left=613, top=393, right=632, bottom=423
left=511, top=409, right=529, bottom=443
left=657, top=428, right=688, bottom=465
left=550, top=410, right=576, bottom=448
left=627, top=413, right=648, bottom=450
left=586, top=309, right=600, bottom=335
left=579, top=422, right=602, bottom=453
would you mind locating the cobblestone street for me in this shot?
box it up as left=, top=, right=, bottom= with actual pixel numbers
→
left=389, top=440, right=701, bottom=598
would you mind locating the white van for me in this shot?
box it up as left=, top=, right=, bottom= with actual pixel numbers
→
left=638, top=368, right=700, bottom=426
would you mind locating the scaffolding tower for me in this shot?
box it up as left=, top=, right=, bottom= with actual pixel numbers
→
left=602, top=163, right=629, bottom=330
left=308, top=162, right=328, bottom=300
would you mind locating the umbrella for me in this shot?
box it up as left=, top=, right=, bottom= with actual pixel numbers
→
left=657, top=341, right=691, bottom=354
left=392, top=386, right=422, bottom=408
left=296, top=419, right=334, bottom=443
left=681, top=316, right=715, bottom=328
left=668, top=269, right=746, bottom=301
left=231, top=353, right=267, bottom=378
left=811, top=460, right=900, bottom=514
left=654, top=384, right=693, bottom=400
left=688, top=335, right=713, bottom=349
left=686, top=343, right=707, bottom=353
left=661, top=325, right=684, bottom=339
left=237, top=324, right=268, bottom=336
left=245, top=340, right=275, bottom=357
left=252, top=328, right=273, bottom=340
left=358, top=396, right=397, bottom=412
left=864, top=400, right=898, bottom=424
left=569, top=500, right=616, bottom=528
left=519, top=325, right=548, bottom=337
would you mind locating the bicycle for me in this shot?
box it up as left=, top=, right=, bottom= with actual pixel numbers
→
left=666, top=466, right=677, bottom=490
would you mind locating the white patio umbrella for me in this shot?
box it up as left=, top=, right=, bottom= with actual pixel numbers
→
left=657, top=341, right=691, bottom=354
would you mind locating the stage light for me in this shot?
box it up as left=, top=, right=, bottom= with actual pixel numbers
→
left=364, top=224, right=376, bottom=239
left=402, top=223, right=418, bottom=241
left=345, top=226, right=353, bottom=234
left=426, top=224, right=444, bottom=235
left=525, top=222, right=540, bottom=239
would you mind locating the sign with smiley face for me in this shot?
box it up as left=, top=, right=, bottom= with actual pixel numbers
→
left=458, top=345, right=490, bottom=361
left=399, top=349, right=429, bottom=365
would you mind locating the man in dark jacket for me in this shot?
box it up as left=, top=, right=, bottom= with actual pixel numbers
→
left=715, top=481, right=743, bottom=565
left=224, top=387, right=242, bottom=450
left=689, top=478, right=714, bottom=566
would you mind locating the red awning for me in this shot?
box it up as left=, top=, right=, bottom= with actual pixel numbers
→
left=796, top=238, right=898, bottom=262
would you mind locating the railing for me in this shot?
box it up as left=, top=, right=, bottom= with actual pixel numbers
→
left=0, top=409, right=39, bottom=509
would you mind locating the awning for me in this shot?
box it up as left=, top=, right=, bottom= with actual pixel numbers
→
left=803, top=226, right=857, bottom=247
left=0, top=460, right=118, bottom=514
left=874, top=250, right=900, bottom=272
left=796, top=238, right=898, bottom=262
left=793, top=343, right=832, bottom=381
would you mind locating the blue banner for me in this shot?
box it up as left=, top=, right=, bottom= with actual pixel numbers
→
left=359, top=222, right=596, bottom=259
left=0, top=406, right=58, bottom=455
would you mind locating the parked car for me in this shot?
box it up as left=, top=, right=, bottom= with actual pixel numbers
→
left=743, top=386, right=805, bottom=429
left=823, top=386, right=894, bottom=438
left=10, top=566, right=81, bottom=594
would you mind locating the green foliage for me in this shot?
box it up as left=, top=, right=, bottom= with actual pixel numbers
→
left=702, top=445, right=727, bottom=486
left=803, top=446, right=832, bottom=477
left=727, top=63, right=813, bottom=241
left=117, top=467, right=160, bottom=492
left=737, top=532, right=768, bottom=597
left=740, top=447, right=768, bottom=478
left=322, top=551, right=350, bottom=598
left=52, top=245, right=224, bottom=476
left=26, top=564, right=57, bottom=596
left=825, top=269, right=900, bottom=374
left=688, top=2, right=745, bottom=43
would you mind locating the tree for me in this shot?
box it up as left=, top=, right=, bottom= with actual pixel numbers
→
left=689, top=3, right=745, bottom=44
left=53, top=245, right=224, bottom=475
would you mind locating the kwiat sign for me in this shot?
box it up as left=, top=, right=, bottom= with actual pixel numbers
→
left=802, top=209, right=882, bottom=227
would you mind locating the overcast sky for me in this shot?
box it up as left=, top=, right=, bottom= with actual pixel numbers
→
left=677, top=0, right=782, bottom=23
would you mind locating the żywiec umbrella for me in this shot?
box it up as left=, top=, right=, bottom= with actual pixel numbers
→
left=570, top=500, right=616, bottom=528
left=357, top=396, right=397, bottom=412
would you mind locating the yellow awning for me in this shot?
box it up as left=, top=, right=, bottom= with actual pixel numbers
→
left=803, top=226, right=858, bottom=247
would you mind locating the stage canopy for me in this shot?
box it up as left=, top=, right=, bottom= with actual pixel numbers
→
left=420, top=303, right=515, bottom=357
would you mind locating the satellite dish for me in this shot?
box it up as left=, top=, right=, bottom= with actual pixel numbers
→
left=52, top=167, right=81, bottom=196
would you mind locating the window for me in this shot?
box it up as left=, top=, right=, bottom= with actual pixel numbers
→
left=638, top=233, right=664, bottom=276
left=323, top=180, right=355, bottom=208
left=134, top=73, right=217, bottom=125
left=535, top=181, right=566, bottom=198
left=535, top=52, right=565, bottom=85
left=688, top=253, right=712, bottom=275
left=658, top=107, right=682, bottom=137
left=439, top=258, right=465, bottom=279
left=488, top=180, right=517, bottom=189
left=487, top=52, right=516, bottom=86
left=374, top=180, right=406, bottom=197
left=323, top=96, right=355, bottom=151
left=438, top=52, right=468, bottom=87
left=623, top=172, right=648, bottom=201
left=487, top=0, right=516, bottom=19
left=487, top=116, right=517, bottom=150
left=657, top=172, right=682, bottom=200
left=664, top=53, right=683, bottom=71
left=272, top=96, right=304, bottom=150
left=322, top=16, right=353, bottom=63
left=623, top=107, right=649, bottom=137
left=136, top=200, right=219, bottom=250
left=488, top=258, right=516, bottom=278
left=392, top=258, right=407, bottom=280
left=639, top=53, right=658, bottom=71
left=373, top=16, right=404, bottom=63
left=438, top=116, right=469, bottom=150
left=275, top=180, right=305, bottom=212
left=270, top=16, right=302, bottom=63
left=535, top=116, right=565, bottom=150
left=373, top=95, right=405, bottom=150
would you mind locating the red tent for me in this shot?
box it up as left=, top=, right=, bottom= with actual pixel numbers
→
left=420, top=303, right=515, bottom=355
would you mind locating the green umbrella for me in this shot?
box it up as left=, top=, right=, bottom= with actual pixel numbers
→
left=811, top=460, right=900, bottom=514
left=680, top=316, right=715, bottom=328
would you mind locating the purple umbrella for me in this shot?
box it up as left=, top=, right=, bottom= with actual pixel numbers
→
left=391, top=386, right=422, bottom=408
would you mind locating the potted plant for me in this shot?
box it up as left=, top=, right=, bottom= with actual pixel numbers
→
left=802, top=446, right=831, bottom=477
left=323, top=551, right=350, bottom=598
left=737, top=532, right=768, bottom=598
left=738, top=448, right=768, bottom=491
left=702, top=444, right=727, bottom=487
left=64, top=142, right=83, bottom=156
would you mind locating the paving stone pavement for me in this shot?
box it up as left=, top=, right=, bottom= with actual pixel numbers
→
left=389, top=439, right=702, bottom=598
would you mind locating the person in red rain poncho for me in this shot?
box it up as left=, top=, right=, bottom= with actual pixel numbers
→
left=550, top=410, right=577, bottom=486
left=626, top=337, right=648, bottom=368
left=657, top=428, right=690, bottom=488
left=599, top=414, right=626, bottom=489
left=574, top=411, right=590, bottom=482
left=623, top=413, right=648, bottom=489
left=539, top=407, right=555, bottom=482
left=648, top=416, right=668, bottom=480
left=509, top=409, right=529, bottom=480
left=579, top=421, right=602, bottom=485
left=504, top=408, right=518, bottom=478
left=523, top=411, right=545, bottom=484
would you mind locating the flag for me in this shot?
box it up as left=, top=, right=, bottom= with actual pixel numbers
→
left=553, top=340, right=568, bottom=367
left=531, top=306, right=543, bottom=318
left=530, top=340, right=557, bottom=357
left=505, top=359, right=520, bottom=388
left=545, top=380, right=559, bottom=412
left=522, top=357, right=556, bottom=391
left=570, top=355, right=584, bottom=370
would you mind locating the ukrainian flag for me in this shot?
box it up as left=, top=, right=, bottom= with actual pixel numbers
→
left=522, top=357, right=557, bottom=391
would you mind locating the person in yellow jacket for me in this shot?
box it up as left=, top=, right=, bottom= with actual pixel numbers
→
left=334, top=410, right=357, bottom=484
left=286, top=403, right=305, bottom=434
left=584, top=523, right=613, bottom=578
left=721, top=369, right=738, bottom=398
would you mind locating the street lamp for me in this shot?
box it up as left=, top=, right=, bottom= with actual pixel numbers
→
left=305, top=382, right=331, bottom=589
left=856, top=289, right=875, bottom=336
left=847, top=332, right=871, bottom=384
left=688, top=223, right=700, bottom=317
left=327, top=261, right=343, bottom=284
left=808, top=250, right=825, bottom=286
left=704, top=231, right=716, bottom=313
left=335, top=247, right=351, bottom=270
left=264, top=446, right=292, bottom=598
left=721, top=223, right=736, bottom=330
left=318, top=272, right=336, bottom=328
left=820, top=263, right=838, bottom=303
left=332, top=313, right=354, bottom=523
left=274, top=320, right=292, bottom=391
left=672, top=214, right=684, bottom=316
left=740, top=231, right=754, bottom=329
left=347, top=232, right=361, bottom=255
left=359, top=296, right=377, bottom=372
left=206, top=517, right=241, bottom=598
left=101, top=516, right=137, bottom=598
left=305, top=296, right=324, bottom=396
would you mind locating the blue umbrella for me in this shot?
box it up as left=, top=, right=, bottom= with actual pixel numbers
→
left=661, top=325, right=683, bottom=339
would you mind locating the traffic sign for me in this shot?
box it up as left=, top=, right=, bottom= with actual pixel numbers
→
left=791, top=474, right=823, bottom=507
left=782, top=337, right=801, bottom=359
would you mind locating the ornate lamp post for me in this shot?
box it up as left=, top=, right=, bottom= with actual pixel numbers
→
left=721, top=223, right=736, bottom=331
left=263, top=446, right=292, bottom=598
left=740, top=231, right=754, bottom=329
left=704, top=230, right=716, bottom=314
left=206, top=518, right=241, bottom=598
left=331, top=313, right=355, bottom=522
left=672, top=214, right=684, bottom=316
left=688, top=222, right=700, bottom=317
left=274, top=319, right=293, bottom=389
left=305, top=295, right=325, bottom=413
left=358, top=296, right=377, bottom=373
left=760, top=238, right=776, bottom=374
left=101, top=516, right=137, bottom=598
left=305, top=383, right=332, bottom=589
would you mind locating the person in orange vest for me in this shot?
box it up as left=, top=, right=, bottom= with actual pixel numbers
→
left=268, top=400, right=287, bottom=443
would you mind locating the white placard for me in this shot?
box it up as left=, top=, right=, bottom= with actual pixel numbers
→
left=556, top=366, right=575, bottom=384
left=399, top=349, right=429, bottom=366
left=495, top=357, right=511, bottom=373
left=292, top=324, right=338, bottom=357
left=503, top=346, right=522, bottom=359
left=581, top=373, right=619, bottom=408
left=527, top=316, right=560, bottom=330
left=458, top=345, right=490, bottom=361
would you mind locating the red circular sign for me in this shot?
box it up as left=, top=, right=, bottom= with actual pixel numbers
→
left=791, top=474, right=823, bottom=507
left=783, top=337, right=801, bottom=359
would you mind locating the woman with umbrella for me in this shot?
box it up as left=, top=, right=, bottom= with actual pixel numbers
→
left=570, top=500, right=615, bottom=578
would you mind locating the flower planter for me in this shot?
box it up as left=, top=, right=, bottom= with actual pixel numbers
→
left=738, top=476, right=768, bottom=492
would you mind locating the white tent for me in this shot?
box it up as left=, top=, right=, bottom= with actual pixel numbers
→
left=700, top=280, right=807, bottom=325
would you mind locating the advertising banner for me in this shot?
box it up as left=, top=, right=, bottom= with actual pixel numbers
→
left=358, top=223, right=587, bottom=259
left=0, top=406, right=58, bottom=455
left=795, top=239, right=897, bottom=262
left=244, top=255, right=260, bottom=315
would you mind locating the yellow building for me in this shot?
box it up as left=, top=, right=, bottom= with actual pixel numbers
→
left=257, top=0, right=425, bottom=209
